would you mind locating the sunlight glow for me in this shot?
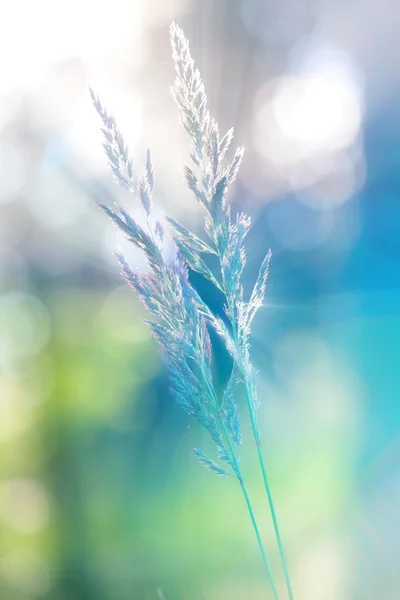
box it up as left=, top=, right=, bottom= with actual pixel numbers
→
left=272, top=66, right=362, bottom=153
left=0, top=0, right=144, bottom=94
left=252, top=46, right=365, bottom=209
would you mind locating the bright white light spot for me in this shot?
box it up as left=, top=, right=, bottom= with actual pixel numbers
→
left=252, top=47, right=365, bottom=205
left=0, top=0, right=144, bottom=94
left=272, top=65, right=362, bottom=152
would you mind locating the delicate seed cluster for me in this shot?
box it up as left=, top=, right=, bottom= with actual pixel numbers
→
left=91, top=23, right=271, bottom=478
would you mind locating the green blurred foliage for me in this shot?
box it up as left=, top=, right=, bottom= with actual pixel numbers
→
left=0, top=284, right=358, bottom=599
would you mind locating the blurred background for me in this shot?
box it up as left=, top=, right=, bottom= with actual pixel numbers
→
left=0, top=0, right=399, bottom=598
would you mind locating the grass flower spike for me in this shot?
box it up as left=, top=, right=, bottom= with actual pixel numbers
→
left=169, top=23, right=294, bottom=600
left=91, top=23, right=296, bottom=600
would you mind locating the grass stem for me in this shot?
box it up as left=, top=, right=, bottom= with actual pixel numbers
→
left=237, top=473, right=281, bottom=600
left=224, top=298, right=294, bottom=600
left=200, top=362, right=280, bottom=598
left=242, top=377, right=295, bottom=600
left=221, top=417, right=280, bottom=598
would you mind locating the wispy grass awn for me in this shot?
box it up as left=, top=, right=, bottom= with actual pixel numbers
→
left=90, top=23, right=295, bottom=600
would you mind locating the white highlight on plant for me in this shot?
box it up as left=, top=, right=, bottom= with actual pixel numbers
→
left=68, top=87, right=144, bottom=174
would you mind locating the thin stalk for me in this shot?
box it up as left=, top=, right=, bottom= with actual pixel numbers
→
left=237, top=472, right=280, bottom=600
left=220, top=272, right=294, bottom=600
left=242, top=379, right=295, bottom=600
left=219, top=416, right=280, bottom=600
left=198, top=363, right=280, bottom=598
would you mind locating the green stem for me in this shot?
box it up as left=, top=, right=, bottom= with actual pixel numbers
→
left=243, top=381, right=295, bottom=600
left=237, top=472, right=280, bottom=600
left=199, top=363, right=280, bottom=598
left=220, top=418, right=280, bottom=600
left=225, top=298, right=294, bottom=600
left=212, top=224, right=293, bottom=599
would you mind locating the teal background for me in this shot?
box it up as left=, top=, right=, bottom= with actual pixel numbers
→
left=0, top=0, right=399, bottom=598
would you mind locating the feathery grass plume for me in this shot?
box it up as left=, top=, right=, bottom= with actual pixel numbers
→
left=89, top=25, right=294, bottom=600
left=90, top=91, right=246, bottom=483
left=170, top=22, right=294, bottom=600
left=89, top=88, right=135, bottom=192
